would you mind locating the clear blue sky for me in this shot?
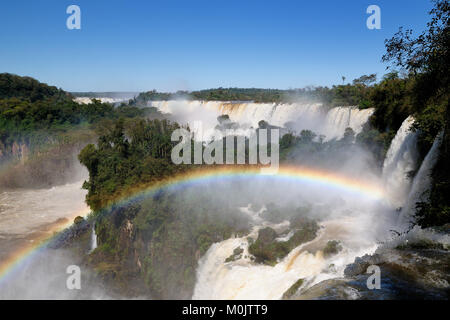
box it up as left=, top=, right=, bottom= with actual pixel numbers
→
left=0, top=0, right=432, bottom=92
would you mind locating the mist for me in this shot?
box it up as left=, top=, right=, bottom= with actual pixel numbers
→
left=0, top=100, right=443, bottom=300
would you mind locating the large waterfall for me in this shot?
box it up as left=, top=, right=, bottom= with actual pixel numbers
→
left=192, top=206, right=379, bottom=300
left=380, top=116, right=443, bottom=229
left=191, top=115, right=442, bottom=300
left=382, top=116, right=420, bottom=208
left=149, top=101, right=374, bottom=141
left=397, top=132, right=443, bottom=228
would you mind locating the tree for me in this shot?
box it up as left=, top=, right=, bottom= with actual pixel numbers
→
left=383, top=0, right=449, bottom=107
left=382, top=0, right=450, bottom=227
left=352, top=74, right=377, bottom=86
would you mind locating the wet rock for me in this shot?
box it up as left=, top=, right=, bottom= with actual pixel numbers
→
left=323, top=240, right=343, bottom=257
left=257, top=227, right=278, bottom=244
left=282, top=278, right=304, bottom=299
left=336, top=245, right=450, bottom=299
left=344, top=254, right=384, bottom=277
left=225, top=247, right=244, bottom=263
left=48, top=219, right=91, bottom=249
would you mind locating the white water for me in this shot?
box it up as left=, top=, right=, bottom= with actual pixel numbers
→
left=0, top=180, right=89, bottom=262
left=0, top=181, right=88, bottom=236
left=323, top=107, right=374, bottom=141
left=90, top=223, right=98, bottom=252
left=74, top=97, right=131, bottom=104
left=192, top=116, right=442, bottom=300
left=149, top=100, right=374, bottom=141
left=398, top=132, right=443, bottom=228
left=382, top=116, right=419, bottom=208
left=193, top=207, right=379, bottom=300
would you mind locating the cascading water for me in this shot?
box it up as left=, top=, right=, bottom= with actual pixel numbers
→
left=397, top=132, right=443, bottom=229
left=90, top=223, right=98, bottom=252
left=149, top=101, right=374, bottom=141
left=191, top=115, right=443, bottom=300
left=192, top=202, right=381, bottom=300
left=382, top=116, right=420, bottom=208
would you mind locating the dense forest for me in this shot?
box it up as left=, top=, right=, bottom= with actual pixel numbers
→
left=129, top=79, right=377, bottom=107
left=0, top=73, right=147, bottom=139
left=0, top=73, right=150, bottom=187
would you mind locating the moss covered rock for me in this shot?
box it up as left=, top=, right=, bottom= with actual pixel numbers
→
left=225, top=247, right=244, bottom=263
left=249, top=219, right=319, bottom=266
left=282, top=278, right=304, bottom=299
left=323, top=240, right=343, bottom=257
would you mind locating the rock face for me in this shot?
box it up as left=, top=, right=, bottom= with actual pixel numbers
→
left=87, top=188, right=252, bottom=300
left=323, top=240, right=343, bottom=257
left=258, top=227, right=278, bottom=244
left=296, top=248, right=449, bottom=300
left=0, top=141, right=30, bottom=164
left=344, top=254, right=384, bottom=277
left=282, top=278, right=304, bottom=300
left=0, top=130, right=96, bottom=189
left=248, top=219, right=319, bottom=266
left=49, top=218, right=91, bottom=250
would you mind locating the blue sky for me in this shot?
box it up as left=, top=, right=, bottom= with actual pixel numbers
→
left=0, top=0, right=432, bottom=92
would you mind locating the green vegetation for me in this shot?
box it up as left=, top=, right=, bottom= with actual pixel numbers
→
left=0, top=73, right=66, bottom=101
left=74, top=216, right=85, bottom=225
left=1, top=0, right=447, bottom=300
left=381, top=0, right=449, bottom=227
left=0, top=73, right=150, bottom=187
left=225, top=247, right=244, bottom=263
left=78, top=119, right=190, bottom=211
left=248, top=218, right=319, bottom=266
left=91, top=186, right=251, bottom=299
left=282, top=278, right=304, bottom=300
left=0, top=73, right=148, bottom=142
left=130, top=83, right=379, bottom=109
left=323, top=240, right=343, bottom=257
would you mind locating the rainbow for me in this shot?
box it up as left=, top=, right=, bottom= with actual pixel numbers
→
left=0, top=207, right=90, bottom=286
left=105, top=166, right=385, bottom=207
left=0, top=165, right=385, bottom=286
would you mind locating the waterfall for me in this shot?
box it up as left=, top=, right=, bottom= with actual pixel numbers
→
left=191, top=226, right=329, bottom=300
left=397, top=132, right=443, bottom=229
left=382, top=116, right=420, bottom=208
left=90, top=223, right=98, bottom=252
left=150, top=100, right=373, bottom=141
left=192, top=207, right=379, bottom=300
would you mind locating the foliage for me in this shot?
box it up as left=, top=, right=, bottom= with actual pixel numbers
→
left=282, top=278, right=304, bottom=299
left=248, top=218, right=319, bottom=266
left=0, top=73, right=67, bottom=101
left=382, top=0, right=449, bottom=227
left=79, top=119, right=189, bottom=211
left=91, top=185, right=250, bottom=299
left=323, top=240, right=343, bottom=257
left=130, top=82, right=381, bottom=109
